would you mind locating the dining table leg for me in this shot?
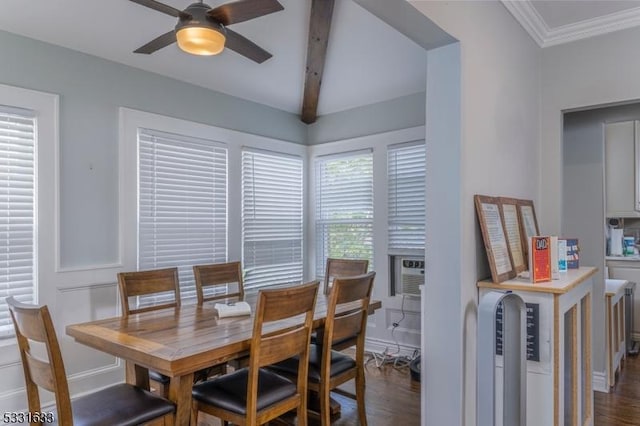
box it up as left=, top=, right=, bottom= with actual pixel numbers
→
left=125, top=361, right=150, bottom=391
left=169, top=372, right=195, bottom=426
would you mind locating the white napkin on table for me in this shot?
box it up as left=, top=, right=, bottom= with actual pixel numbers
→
left=215, top=301, right=251, bottom=318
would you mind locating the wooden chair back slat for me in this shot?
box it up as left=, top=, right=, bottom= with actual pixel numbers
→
left=25, top=352, right=57, bottom=392
left=260, top=283, right=319, bottom=323
left=6, top=297, right=74, bottom=424
left=331, top=311, right=364, bottom=343
left=257, top=327, right=310, bottom=367
left=117, top=267, right=180, bottom=317
left=193, top=262, right=244, bottom=306
left=323, top=258, right=369, bottom=295
left=9, top=304, right=49, bottom=342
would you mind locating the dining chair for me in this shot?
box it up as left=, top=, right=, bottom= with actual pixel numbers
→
left=117, top=267, right=181, bottom=317
left=117, top=267, right=181, bottom=397
left=193, top=261, right=248, bottom=372
left=6, top=296, right=176, bottom=426
left=191, top=280, right=320, bottom=426
left=323, top=258, right=369, bottom=295
left=269, top=272, right=376, bottom=426
left=312, top=258, right=370, bottom=349
left=193, top=261, right=244, bottom=306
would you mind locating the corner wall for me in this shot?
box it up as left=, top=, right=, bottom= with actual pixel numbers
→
left=412, top=2, right=541, bottom=424
left=306, top=92, right=426, bottom=145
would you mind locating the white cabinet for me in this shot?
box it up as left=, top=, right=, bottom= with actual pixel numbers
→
left=607, top=260, right=640, bottom=334
left=478, top=267, right=596, bottom=426
left=605, top=120, right=640, bottom=217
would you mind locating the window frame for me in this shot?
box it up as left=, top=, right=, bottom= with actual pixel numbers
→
left=313, top=149, right=374, bottom=279
left=387, top=140, right=426, bottom=255
left=0, top=84, right=58, bottom=345
left=136, top=127, right=229, bottom=304
left=241, top=147, right=304, bottom=290
left=119, top=108, right=307, bottom=298
left=307, top=126, right=424, bottom=286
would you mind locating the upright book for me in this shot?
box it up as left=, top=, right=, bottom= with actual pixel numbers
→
left=529, top=236, right=551, bottom=283
left=566, top=238, right=579, bottom=269
left=558, top=239, right=568, bottom=272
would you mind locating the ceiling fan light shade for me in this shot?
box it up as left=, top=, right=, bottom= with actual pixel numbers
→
left=176, top=25, right=226, bottom=56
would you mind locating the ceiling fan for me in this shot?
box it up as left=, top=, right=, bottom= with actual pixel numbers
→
left=130, top=0, right=284, bottom=63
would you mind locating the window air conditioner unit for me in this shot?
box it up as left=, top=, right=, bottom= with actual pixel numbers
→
left=400, top=258, right=424, bottom=297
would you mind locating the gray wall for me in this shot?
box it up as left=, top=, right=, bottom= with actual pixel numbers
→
left=0, top=30, right=306, bottom=268
left=563, top=103, right=640, bottom=375
left=306, top=92, right=425, bottom=144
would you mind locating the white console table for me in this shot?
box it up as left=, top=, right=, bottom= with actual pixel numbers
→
left=478, top=267, right=596, bottom=426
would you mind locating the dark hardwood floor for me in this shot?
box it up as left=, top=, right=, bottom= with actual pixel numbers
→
left=595, top=353, right=640, bottom=425
left=196, top=353, right=421, bottom=426
left=187, top=352, right=640, bottom=426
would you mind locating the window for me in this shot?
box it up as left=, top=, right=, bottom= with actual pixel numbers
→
left=242, top=149, right=303, bottom=289
left=138, top=128, right=227, bottom=303
left=388, top=141, right=426, bottom=252
left=0, top=106, right=36, bottom=338
left=315, top=150, right=373, bottom=278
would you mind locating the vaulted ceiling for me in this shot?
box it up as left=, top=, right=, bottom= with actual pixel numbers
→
left=3, top=1, right=639, bottom=124
left=0, top=0, right=430, bottom=121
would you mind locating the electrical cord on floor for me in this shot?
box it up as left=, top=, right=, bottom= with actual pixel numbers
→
left=366, top=294, right=420, bottom=371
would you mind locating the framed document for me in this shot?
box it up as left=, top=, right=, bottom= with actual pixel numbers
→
left=499, top=197, right=527, bottom=274
left=474, top=195, right=516, bottom=282
left=517, top=199, right=540, bottom=265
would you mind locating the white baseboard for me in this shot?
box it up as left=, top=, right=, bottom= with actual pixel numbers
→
left=593, top=370, right=608, bottom=393
left=365, top=337, right=420, bottom=358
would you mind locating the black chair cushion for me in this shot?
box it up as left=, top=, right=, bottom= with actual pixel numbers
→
left=192, top=368, right=297, bottom=415
left=149, top=369, right=170, bottom=384
left=310, top=330, right=356, bottom=349
left=269, top=344, right=356, bottom=383
left=46, top=383, right=175, bottom=426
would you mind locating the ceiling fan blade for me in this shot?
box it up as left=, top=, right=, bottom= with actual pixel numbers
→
left=129, top=0, right=191, bottom=19
left=207, top=0, right=284, bottom=26
left=134, top=30, right=177, bottom=54
left=224, top=28, right=272, bottom=63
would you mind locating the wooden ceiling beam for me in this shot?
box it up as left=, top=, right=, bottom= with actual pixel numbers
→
left=301, top=0, right=335, bottom=124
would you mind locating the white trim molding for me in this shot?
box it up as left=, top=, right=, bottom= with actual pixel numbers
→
left=502, top=1, right=640, bottom=47
left=501, top=0, right=546, bottom=46
left=592, top=370, right=609, bottom=393
left=365, top=337, right=420, bottom=359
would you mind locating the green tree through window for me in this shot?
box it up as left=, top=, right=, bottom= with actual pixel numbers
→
left=315, top=152, right=373, bottom=278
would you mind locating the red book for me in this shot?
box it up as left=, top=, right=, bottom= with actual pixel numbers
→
left=530, top=236, right=551, bottom=283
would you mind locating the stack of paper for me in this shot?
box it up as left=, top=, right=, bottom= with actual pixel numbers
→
left=215, top=301, right=251, bottom=318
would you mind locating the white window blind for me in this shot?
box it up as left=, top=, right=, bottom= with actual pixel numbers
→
left=315, top=150, right=373, bottom=278
left=242, top=149, right=303, bottom=290
left=388, top=141, right=426, bottom=252
left=138, top=128, right=227, bottom=304
left=0, top=106, right=35, bottom=339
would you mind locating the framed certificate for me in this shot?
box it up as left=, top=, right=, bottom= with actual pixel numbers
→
left=499, top=197, right=527, bottom=274
left=474, top=195, right=516, bottom=282
left=517, top=199, right=540, bottom=266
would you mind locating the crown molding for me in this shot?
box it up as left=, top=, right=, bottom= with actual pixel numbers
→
left=502, top=0, right=640, bottom=48
left=501, top=0, right=547, bottom=46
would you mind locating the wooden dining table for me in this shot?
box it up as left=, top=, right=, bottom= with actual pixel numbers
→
left=66, top=287, right=382, bottom=426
